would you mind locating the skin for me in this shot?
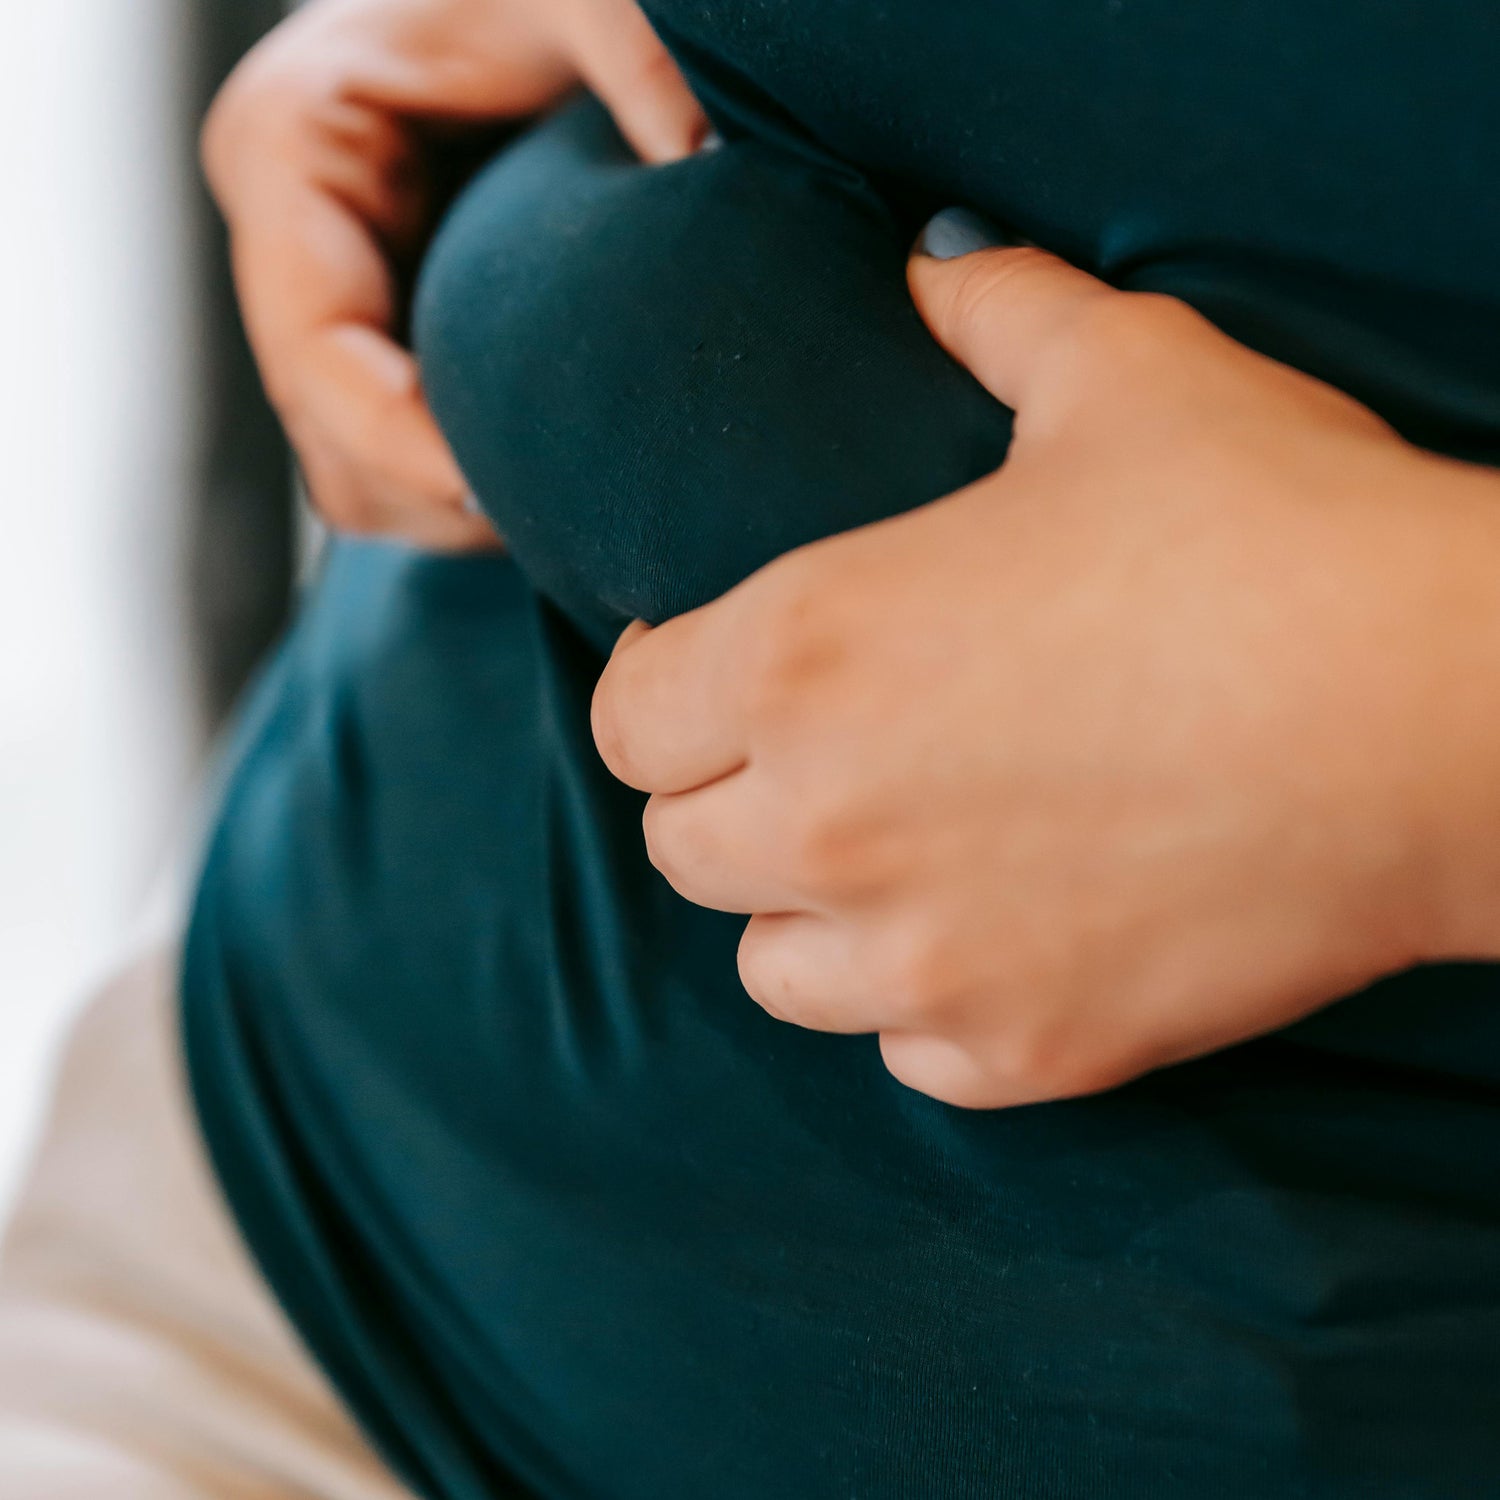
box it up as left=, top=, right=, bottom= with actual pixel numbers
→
left=201, top=0, right=707, bottom=548
left=592, top=246, right=1500, bottom=1109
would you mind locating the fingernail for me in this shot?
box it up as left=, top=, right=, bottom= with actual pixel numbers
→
left=915, top=206, right=1006, bottom=260
left=460, top=488, right=483, bottom=516
left=698, top=128, right=724, bottom=154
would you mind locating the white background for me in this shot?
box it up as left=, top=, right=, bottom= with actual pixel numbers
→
left=0, top=0, right=202, bottom=1214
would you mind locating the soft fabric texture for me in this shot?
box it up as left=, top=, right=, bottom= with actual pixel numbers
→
left=413, top=99, right=1012, bottom=649
left=0, top=950, right=416, bottom=1500
left=184, top=3, right=1500, bottom=1496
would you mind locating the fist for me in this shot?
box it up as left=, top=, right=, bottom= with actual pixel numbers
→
left=202, top=0, right=707, bottom=548
left=593, top=222, right=1500, bottom=1108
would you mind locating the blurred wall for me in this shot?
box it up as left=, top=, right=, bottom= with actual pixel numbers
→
left=0, top=0, right=204, bottom=1211
left=184, top=0, right=297, bottom=729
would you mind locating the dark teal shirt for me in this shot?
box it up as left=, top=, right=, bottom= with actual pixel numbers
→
left=184, top=4, right=1500, bottom=1496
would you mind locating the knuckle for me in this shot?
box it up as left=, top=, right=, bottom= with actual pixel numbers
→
left=878, top=1033, right=992, bottom=1110
left=980, top=1027, right=1123, bottom=1105
left=589, top=676, right=636, bottom=782
left=198, top=97, right=236, bottom=194
left=639, top=798, right=699, bottom=891
left=879, top=921, right=962, bottom=1021
left=984, top=1029, right=1065, bottom=1099
left=201, top=15, right=374, bottom=206
left=638, top=796, right=672, bottom=869
left=1122, top=289, right=1199, bottom=329
left=876, top=1034, right=930, bottom=1095
left=736, top=924, right=795, bottom=1020
left=783, top=802, right=868, bottom=896
left=880, top=1011, right=1138, bottom=1111
left=201, top=55, right=309, bottom=194
left=739, top=575, right=832, bottom=721
left=200, top=86, right=258, bottom=199
left=1069, top=291, right=1201, bottom=373
left=1070, top=295, right=1152, bottom=360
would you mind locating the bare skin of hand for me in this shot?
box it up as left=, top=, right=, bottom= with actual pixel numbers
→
left=592, top=239, right=1500, bottom=1109
left=202, top=0, right=707, bottom=549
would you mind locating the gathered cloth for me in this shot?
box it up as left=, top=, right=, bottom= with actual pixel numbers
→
left=183, top=4, right=1500, bottom=1496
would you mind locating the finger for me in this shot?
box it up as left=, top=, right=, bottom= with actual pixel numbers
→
left=298, top=329, right=502, bottom=548
left=296, top=440, right=500, bottom=552
left=878, top=1031, right=1014, bottom=1110
left=880, top=1028, right=1122, bottom=1111
left=312, top=325, right=469, bottom=497
left=572, top=0, right=711, bottom=162
left=233, top=188, right=489, bottom=543
left=609, top=618, right=651, bottom=657
left=642, top=776, right=802, bottom=914
left=592, top=603, right=748, bottom=793
left=399, top=510, right=502, bottom=552
left=737, top=913, right=889, bottom=1034
left=907, top=230, right=1118, bottom=411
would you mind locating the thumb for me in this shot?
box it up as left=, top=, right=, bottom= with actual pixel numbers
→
left=907, top=211, right=1116, bottom=411
left=573, top=1, right=711, bottom=163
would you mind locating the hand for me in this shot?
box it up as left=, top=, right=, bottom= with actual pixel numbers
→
left=203, top=0, right=707, bottom=549
left=592, top=232, right=1500, bottom=1108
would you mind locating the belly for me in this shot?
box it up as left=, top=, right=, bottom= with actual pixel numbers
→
left=413, top=98, right=1012, bottom=647
left=182, top=75, right=1500, bottom=1500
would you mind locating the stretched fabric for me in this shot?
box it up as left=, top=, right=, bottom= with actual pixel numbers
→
left=184, top=5, right=1500, bottom=1496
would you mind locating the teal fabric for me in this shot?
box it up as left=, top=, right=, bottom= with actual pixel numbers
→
left=184, top=4, right=1500, bottom=1496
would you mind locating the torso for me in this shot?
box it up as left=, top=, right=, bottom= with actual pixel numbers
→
left=183, top=6, right=1500, bottom=1497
